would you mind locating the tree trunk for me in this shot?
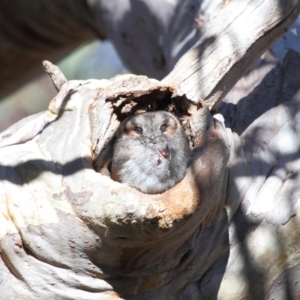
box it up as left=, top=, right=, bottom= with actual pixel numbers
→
left=1, top=0, right=300, bottom=299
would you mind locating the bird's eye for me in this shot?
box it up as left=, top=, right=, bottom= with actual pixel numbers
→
left=133, top=126, right=143, bottom=134
left=160, top=124, right=168, bottom=132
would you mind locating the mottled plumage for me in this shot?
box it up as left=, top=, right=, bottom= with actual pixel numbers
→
left=111, top=111, right=191, bottom=194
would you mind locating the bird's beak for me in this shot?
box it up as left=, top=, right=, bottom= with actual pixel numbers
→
left=159, top=145, right=170, bottom=159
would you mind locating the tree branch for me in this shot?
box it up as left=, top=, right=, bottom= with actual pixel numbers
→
left=42, top=60, right=67, bottom=91
left=163, top=0, right=300, bottom=109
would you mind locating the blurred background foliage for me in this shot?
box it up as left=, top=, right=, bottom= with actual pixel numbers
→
left=0, top=41, right=126, bottom=132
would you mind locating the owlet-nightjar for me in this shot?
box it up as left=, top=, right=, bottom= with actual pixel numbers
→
left=111, top=111, right=191, bottom=194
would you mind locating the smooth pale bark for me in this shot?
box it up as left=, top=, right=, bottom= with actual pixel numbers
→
left=3, top=0, right=298, bottom=103
left=1, top=1, right=300, bottom=300
left=202, top=49, right=300, bottom=300
left=0, top=0, right=223, bottom=99
left=163, top=0, right=300, bottom=109
left=0, top=75, right=232, bottom=299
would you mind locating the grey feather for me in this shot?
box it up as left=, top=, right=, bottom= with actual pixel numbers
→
left=111, top=111, right=191, bottom=194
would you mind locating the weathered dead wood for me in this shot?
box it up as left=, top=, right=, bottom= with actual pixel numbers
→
left=0, top=0, right=224, bottom=99
left=42, top=60, right=67, bottom=91
left=196, top=22, right=300, bottom=298
left=0, top=74, right=232, bottom=299
left=163, top=0, right=300, bottom=109
left=1, top=1, right=300, bottom=300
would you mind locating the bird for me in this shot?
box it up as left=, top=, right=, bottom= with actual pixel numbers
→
left=111, top=111, right=191, bottom=194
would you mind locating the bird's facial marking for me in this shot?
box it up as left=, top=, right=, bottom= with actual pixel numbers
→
left=123, top=119, right=144, bottom=137
left=159, top=118, right=178, bottom=136
left=160, top=123, right=168, bottom=133
left=132, top=125, right=143, bottom=134
left=166, top=124, right=177, bottom=136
